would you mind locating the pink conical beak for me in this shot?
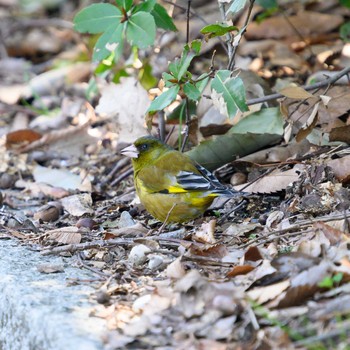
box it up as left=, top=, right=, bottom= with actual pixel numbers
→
left=120, top=144, right=139, bottom=158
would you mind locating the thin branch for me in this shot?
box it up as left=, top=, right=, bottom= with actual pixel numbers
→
left=186, top=0, right=191, bottom=45
left=180, top=0, right=192, bottom=152
left=246, top=66, right=350, bottom=106
left=110, top=167, right=133, bottom=187
left=219, top=2, right=233, bottom=60
left=227, top=0, right=256, bottom=70
left=180, top=97, right=191, bottom=152
left=162, top=0, right=228, bottom=53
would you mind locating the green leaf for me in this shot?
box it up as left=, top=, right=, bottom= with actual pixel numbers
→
left=92, top=23, right=124, bottom=62
left=115, top=0, right=133, bottom=11
left=168, top=60, right=181, bottom=78
left=138, top=62, right=158, bottom=90
left=112, top=69, right=129, bottom=83
left=200, top=23, right=238, bottom=38
left=195, top=74, right=210, bottom=93
left=163, top=72, right=176, bottom=87
left=133, top=0, right=156, bottom=13
left=318, top=276, right=334, bottom=289
left=191, top=40, right=201, bottom=55
left=256, top=0, right=278, bottom=9
left=151, top=3, right=177, bottom=31
left=169, top=45, right=197, bottom=81
left=147, top=85, right=180, bottom=113
left=332, top=272, right=343, bottom=284
left=211, top=70, right=248, bottom=119
left=167, top=100, right=197, bottom=122
left=126, top=11, right=156, bottom=48
left=340, top=22, right=350, bottom=42
left=176, top=44, right=199, bottom=81
left=227, top=0, right=248, bottom=16
left=340, top=0, right=350, bottom=8
left=85, top=77, right=98, bottom=101
left=256, top=7, right=278, bottom=23
left=183, top=82, right=201, bottom=101
left=186, top=107, right=284, bottom=170
left=232, top=107, right=284, bottom=135
left=95, top=55, right=114, bottom=74
left=74, top=3, right=122, bottom=34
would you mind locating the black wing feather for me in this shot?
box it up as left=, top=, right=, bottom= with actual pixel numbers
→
left=176, top=163, right=240, bottom=196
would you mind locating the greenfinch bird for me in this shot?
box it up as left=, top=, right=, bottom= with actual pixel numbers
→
left=121, top=136, right=241, bottom=223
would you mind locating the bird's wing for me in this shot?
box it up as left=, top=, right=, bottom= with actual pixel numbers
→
left=136, top=150, right=201, bottom=194
left=136, top=151, right=238, bottom=196
left=177, top=163, right=238, bottom=196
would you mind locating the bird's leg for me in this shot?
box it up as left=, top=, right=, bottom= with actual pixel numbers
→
left=158, top=203, right=177, bottom=234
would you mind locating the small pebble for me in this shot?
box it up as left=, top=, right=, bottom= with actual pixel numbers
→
left=148, top=255, right=164, bottom=270
left=119, top=211, right=135, bottom=228
left=0, top=173, right=16, bottom=189
left=76, top=217, right=99, bottom=230
left=128, top=244, right=151, bottom=266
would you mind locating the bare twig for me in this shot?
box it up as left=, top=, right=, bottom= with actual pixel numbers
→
left=162, top=0, right=228, bottom=53
left=103, top=157, right=130, bottom=186
left=238, top=210, right=350, bottom=248
left=180, top=0, right=192, bottom=152
left=180, top=97, right=191, bottom=152
left=158, top=110, right=166, bottom=142
left=41, top=238, right=135, bottom=255
left=110, top=167, right=133, bottom=187
left=219, top=2, right=233, bottom=60
left=227, top=0, right=256, bottom=70
left=247, top=66, right=350, bottom=106
left=186, top=0, right=191, bottom=45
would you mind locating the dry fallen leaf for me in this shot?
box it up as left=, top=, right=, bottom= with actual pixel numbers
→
left=60, top=194, right=94, bottom=216
left=6, top=129, right=42, bottom=149
left=234, top=165, right=304, bottom=194
left=227, top=265, right=255, bottom=278
left=193, top=219, right=217, bottom=244
left=46, top=226, right=82, bottom=244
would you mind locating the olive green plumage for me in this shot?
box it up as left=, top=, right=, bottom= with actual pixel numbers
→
left=121, top=136, right=240, bottom=223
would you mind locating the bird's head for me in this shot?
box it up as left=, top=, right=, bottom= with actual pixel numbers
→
left=121, top=136, right=171, bottom=173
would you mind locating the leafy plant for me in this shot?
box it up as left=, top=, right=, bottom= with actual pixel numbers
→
left=73, top=0, right=177, bottom=63
left=318, top=273, right=343, bottom=289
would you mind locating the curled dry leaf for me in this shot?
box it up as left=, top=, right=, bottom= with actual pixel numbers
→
left=313, top=221, right=350, bottom=245
left=295, top=102, right=319, bottom=142
left=227, top=265, right=255, bottom=278
left=327, top=155, right=350, bottom=183
left=166, top=257, right=186, bottom=279
left=108, top=223, right=149, bottom=237
left=6, top=129, right=42, bottom=149
left=193, top=219, right=217, bottom=244
left=188, top=242, right=229, bottom=259
left=272, top=260, right=333, bottom=308
left=244, top=246, right=263, bottom=262
left=16, top=179, right=69, bottom=199
left=248, top=280, right=291, bottom=304
left=60, top=193, right=94, bottom=216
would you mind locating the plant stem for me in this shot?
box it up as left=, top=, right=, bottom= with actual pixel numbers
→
left=227, top=0, right=256, bottom=71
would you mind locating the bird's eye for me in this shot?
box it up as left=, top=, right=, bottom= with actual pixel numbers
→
left=140, top=144, right=148, bottom=151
